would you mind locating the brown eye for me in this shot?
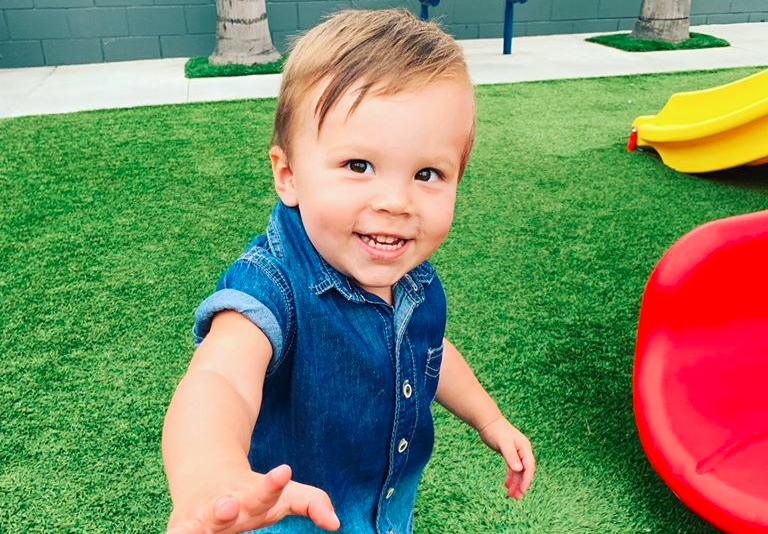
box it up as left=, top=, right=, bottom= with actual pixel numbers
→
left=347, top=160, right=373, bottom=174
left=415, top=168, right=440, bottom=182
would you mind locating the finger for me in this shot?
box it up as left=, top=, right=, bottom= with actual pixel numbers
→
left=284, top=484, right=340, bottom=531
left=307, top=496, right=341, bottom=531
left=498, top=441, right=524, bottom=498
left=239, top=465, right=293, bottom=518
left=505, top=467, right=524, bottom=500
left=499, top=441, right=524, bottom=473
left=519, top=451, right=535, bottom=494
left=265, top=464, right=292, bottom=490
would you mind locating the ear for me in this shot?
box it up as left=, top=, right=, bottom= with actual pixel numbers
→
left=270, top=145, right=298, bottom=207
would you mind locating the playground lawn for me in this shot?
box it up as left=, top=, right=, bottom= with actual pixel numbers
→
left=586, top=32, right=729, bottom=52
left=2, top=66, right=766, bottom=533
left=184, top=55, right=287, bottom=78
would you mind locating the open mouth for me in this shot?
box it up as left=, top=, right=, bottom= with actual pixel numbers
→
left=356, top=233, right=409, bottom=251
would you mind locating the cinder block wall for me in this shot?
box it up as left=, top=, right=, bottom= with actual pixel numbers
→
left=1, top=0, right=767, bottom=68
left=0, top=0, right=217, bottom=67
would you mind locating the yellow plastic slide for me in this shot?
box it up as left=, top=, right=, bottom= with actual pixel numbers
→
left=628, top=69, right=768, bottom=173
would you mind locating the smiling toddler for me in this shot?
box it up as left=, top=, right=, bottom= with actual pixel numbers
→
left=162, top=9, right=534, bottom=534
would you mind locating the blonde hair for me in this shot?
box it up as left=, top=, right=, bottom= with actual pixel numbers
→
left=271, top=9, right=475, bottom=176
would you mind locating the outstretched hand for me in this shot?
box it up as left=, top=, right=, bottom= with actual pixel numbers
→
left=478, top=418, right=535, bottom=501
left=166, top=464, right=340, bottom=534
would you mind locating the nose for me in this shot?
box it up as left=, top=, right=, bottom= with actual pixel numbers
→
left=371, top=176, right=413, bottom=216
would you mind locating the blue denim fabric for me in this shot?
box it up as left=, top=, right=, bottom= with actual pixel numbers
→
left=193, top=202, right=447, bottom=534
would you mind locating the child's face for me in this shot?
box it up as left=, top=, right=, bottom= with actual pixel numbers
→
left=271, top=76, right=474, bottom=304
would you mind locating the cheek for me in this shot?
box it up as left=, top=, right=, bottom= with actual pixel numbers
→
left=300, top=193, right=358, bottom=242
left=423, top=196, right=456, bottom=242
left=434, top=215, right=454, bottom=243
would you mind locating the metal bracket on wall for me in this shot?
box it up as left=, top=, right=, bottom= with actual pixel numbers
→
left=419, top=0, right=440, bottom=21
left=504, top=0, right=528, bottom=54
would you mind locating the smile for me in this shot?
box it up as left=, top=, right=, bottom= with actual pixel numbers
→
left=356, top=233, right=409, bottom=251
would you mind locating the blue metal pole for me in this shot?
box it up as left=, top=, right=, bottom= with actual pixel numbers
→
left=503, top=0, right=514, bottom=55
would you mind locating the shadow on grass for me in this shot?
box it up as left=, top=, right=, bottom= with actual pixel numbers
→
left=697, top=164, right=768, bottom=189
left=633, top=149, right=768, bottom=190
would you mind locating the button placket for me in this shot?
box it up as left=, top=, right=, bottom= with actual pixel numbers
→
left=377, top=294, right=421, bottom=534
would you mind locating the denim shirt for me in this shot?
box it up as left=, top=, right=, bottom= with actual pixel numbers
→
left=193, top=202, right=447, bottom=534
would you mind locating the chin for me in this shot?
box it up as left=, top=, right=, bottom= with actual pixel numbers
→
left=354, top=272, right=403, bottom=292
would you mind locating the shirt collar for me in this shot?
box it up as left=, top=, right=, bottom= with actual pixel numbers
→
left=266, top=202, right=436, bottom=304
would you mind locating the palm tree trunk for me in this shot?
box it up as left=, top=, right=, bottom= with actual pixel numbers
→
left=632, top=0, right=691, bottom=43
left=209, top=0, right=280, bottom=65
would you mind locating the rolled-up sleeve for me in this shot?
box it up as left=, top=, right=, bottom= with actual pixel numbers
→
left=193, top=253, right=295, bottom=372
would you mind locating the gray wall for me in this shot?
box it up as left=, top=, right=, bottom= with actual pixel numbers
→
left=1, top=0, right=766, bottom=68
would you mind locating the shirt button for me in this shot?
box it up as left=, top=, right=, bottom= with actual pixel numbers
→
left=385, top=487, right=395, bottom=499
left=402, top=380, right=412, bottom=398
left=398, top=438, right=408, bottom=453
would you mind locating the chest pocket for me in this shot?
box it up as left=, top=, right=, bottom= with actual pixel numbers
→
left=425, top=343, right=444, bottom=378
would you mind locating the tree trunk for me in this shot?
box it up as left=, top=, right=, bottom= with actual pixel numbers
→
left=631, top=0, right=691, bottom=43
left=209, top=0, right=280, bottom=66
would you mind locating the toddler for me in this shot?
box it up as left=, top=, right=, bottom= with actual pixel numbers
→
left=162, top=9, right=534, bottom=534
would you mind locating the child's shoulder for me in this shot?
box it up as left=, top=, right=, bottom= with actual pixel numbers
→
left=216, top=229, right=294, bottom=296
left=240, top=233, right=271, bottom=262
left=227, top=234, right=285, bottom=275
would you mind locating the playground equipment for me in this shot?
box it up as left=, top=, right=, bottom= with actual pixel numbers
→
left=418, top=0, right=440, bottom=21
left=634, top=210, right=768, bottom=533
left=627, top=69, right=768, bottom=173
left=419, top=0, right=529, bottom=55
left=503, top=0, right=528, bottom=54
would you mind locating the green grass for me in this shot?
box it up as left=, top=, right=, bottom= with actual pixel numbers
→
left=184, top=55, right=287, bottom=78
left=586, top=32, right=730, bottom=52
left=2, top=67, right=767, bottom=533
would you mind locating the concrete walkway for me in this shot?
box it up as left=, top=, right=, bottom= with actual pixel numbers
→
left=1, top=22, right=766, bottom=119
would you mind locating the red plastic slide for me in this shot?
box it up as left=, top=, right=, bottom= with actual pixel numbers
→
left=634, top=210, right=768, bottom=533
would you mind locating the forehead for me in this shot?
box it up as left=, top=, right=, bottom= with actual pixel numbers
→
left=302, top=74, right=475, bottom=135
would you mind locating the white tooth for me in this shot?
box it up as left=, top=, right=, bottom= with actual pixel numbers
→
left=360, top=233, right=406, bottom=250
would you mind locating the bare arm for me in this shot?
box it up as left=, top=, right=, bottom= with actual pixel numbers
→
left=163, top=310, right=269, bottom=504
left=435, top=338, right=535, bottom=500
left=162, top=310, right=339, bottom=533
left=434, top=338, right=504, bottom=431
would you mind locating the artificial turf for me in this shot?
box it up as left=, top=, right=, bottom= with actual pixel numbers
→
left=586, top=32, right=730, bottom=52
left=2, top=66, right=767, bottom=533
left=184, top=55, right=287, bottom=78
